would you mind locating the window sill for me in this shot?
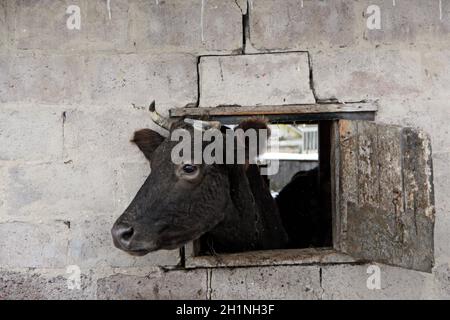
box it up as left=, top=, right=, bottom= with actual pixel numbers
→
left=184, top=243, right=358, bottom=269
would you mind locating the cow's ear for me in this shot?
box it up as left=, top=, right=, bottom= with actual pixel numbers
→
left=131, top=129, right=165, bottom=160
left=235, top=118, right=270, bottom=168
left=236, top=118, right=270, bottom=134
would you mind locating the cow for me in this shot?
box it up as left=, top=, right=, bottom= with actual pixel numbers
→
left=276, top=167, right=331, bottom=248
left=111, top=103, right=288, bottom=255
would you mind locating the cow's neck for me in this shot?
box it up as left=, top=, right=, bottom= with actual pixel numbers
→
left=207, top=165, right=288, bottom=252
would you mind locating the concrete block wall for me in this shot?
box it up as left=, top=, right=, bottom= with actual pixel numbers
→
left=1, top=0, right=450, bottom=299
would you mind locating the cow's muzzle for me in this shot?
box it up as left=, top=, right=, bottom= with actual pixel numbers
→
left=111, top=221, right=157, bottom=255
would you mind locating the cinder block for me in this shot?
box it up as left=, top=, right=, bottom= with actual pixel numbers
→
left=210, top=266, right=321, bottom=299
left=358, top=0, right=450, bottom=46
left=199, top=53, right=315, bottom=107
left=421, top=50, right=450, bottom=100
left=248, top=0, right=357, bottom=52
left=86, top=53, right=197, bottom=109
left=376, top=99, right=450, bottom=265
left=376, top=99, right=450, bottom=154
left=97, top=269, right=207, bottom=299
left=0, top=222, right=69, bottom=268
left=14, top=0, right=132, bottom=52
left=68, top=214, right=180, bottom=268
left=130, top=0, right=243, bottom=54
left=311, top=49, right=424, bottom=102
left=63, top=106, right=163, bottom=163
left=0, top=2, right=6, bottom=51
left=0, top=269, right=95, bottom=299
left=4, top=162, right=118, bottom=217
left=0, top=104, right=63, bottom=161
left=85, top=0, right=131, bottom=52
left=115, top=161, right=150, bottom=206
left=7, top=53, right=85, bottom=104
left=321, top=264, right=435, bottom=299
left=0, top=55, right=10, bottom=102
left=0, top=167, right=6, bottom=216
left=433, top=263, right=450, bottom=299
left=14, top=0, right=85, bottom=51
left=432, top=152, right=450, bottom=265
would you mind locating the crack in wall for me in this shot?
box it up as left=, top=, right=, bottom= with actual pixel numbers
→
left=61, top=111, right=66, bottom=159
left=307, top=52, right=318, bottom=103
left=178, top=246, right=186, bottom=268
left=206, top=268, right=213, bottom=300
left=319, top=267, right=325, bottom=299
left=234, top=0, right=246, bottom=15
left=195, top=56, right=202, bottom=107
left=242, top=1, right=249, bottom=53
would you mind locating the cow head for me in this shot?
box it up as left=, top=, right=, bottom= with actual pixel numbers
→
left=111, top=103, right=270, bottom=256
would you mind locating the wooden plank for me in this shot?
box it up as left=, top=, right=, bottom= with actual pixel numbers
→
left=208, top=112, right=375, bottom=125
left=400, top=128, right=435, bottom=272
left=377, top=126, right=403, bottom=214
left=344, top=124, right=403, bottom=268
left=318, top=121, right=333, bottom=247
left=170, top=103, right=378, bottom=117
left=340, top=122, right=435, bottom=272
left=330, top=121, right=341, bottom=250
left=357, top=121, right=379, bottom=207
left=184, top=247, right=357, bottom=269
left=337, top=120, right=358, bottom=251
left=346, top=203, right=402, bottom=266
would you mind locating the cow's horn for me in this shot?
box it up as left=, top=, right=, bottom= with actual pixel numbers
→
left=149, top=101, right=171, bottom=130
left=184, top=118, right=221, bottom=131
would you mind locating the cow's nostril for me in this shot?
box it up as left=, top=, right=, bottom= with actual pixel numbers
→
left=121, top=227, right=134, bottom=241
left=112, top=223, right=135, bottom=248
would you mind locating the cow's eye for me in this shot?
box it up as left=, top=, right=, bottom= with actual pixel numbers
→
left=182, top=164, right=197, bottom=174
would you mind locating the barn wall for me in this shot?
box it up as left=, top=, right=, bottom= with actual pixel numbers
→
left=0, top=0, right=449, bottom=299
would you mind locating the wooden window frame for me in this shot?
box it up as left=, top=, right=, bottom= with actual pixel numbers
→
left=170, top=102, right=435, bottom=272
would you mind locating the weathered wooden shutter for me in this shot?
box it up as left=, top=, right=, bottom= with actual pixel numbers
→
left=336, top=120, right=435, bottom=272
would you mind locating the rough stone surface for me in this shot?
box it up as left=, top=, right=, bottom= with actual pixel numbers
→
left=432, top=152, right=450, bottom=266
left=0, top=269, right=96, bottom=300
left=199, top=53, right=315, bottom=107
left=311, top=49, right=424, bottom=102
left=14, top=0, right=85, bottom=51
left=321, top=264, right=435, bottom=299
left=0, top=222, right=69, bottom=268
left=115, top=161, right=150, bottom=206
left=248, top=0, right=356, bottom=52
left=432, top=263, right=450, bottom=298
left=68, top=214, right=180, bottom=268
left=358, top=0, right=450, bottom=46
left=421, top=50, right=450, bottom=101
left=0, top=2, right=6, bottom=51
left=5, top=53, right=85, bottom=104
left=0, top=167, right=7, bottom=214
left=0, top=55, right=8, bottom=102
left=13, top=0, right=131, bottom=52
left=130, top=0, right=243, bottom=54
left=210, top=266, right=321, bottom=299
left=97, top=269, right=207, bottom=299
left=3, top=162, right=118, bottom=218
left=0, top=104, right=63, bottom=161
left=85, top=0, right=132, bottom=52
left=86, top=53, right=197, bottom=109
left=63, top=105, right=163, bottom=163
left=376, top=98, right=450, bottom=154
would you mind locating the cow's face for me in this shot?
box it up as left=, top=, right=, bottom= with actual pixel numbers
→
left=111, top=123, right=231, bottom=255
left=112, top=117, right=270, bottom=256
